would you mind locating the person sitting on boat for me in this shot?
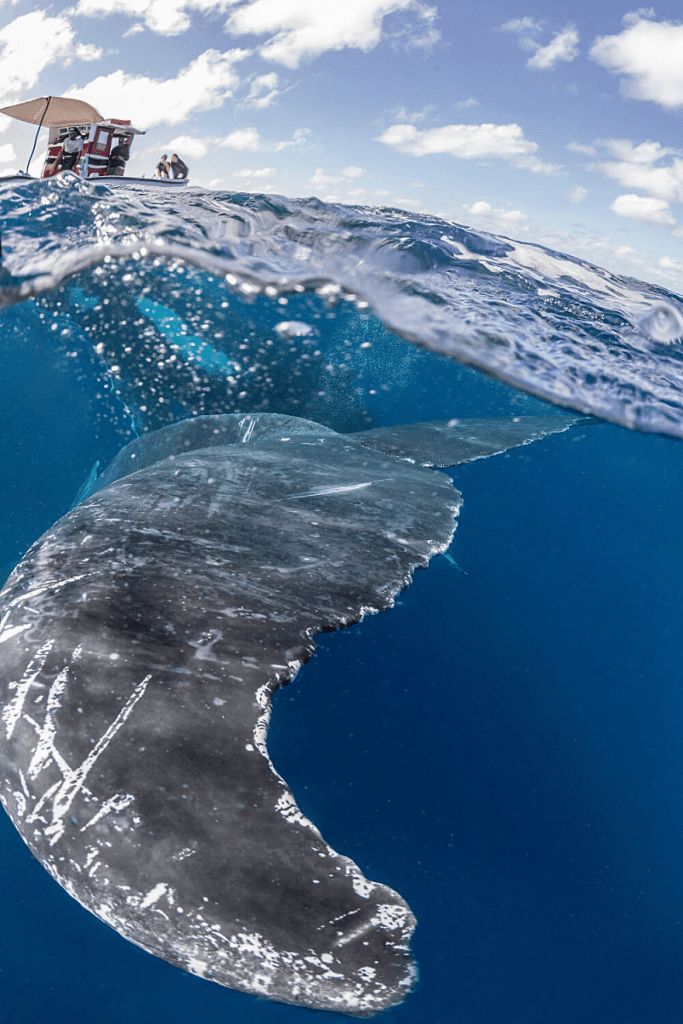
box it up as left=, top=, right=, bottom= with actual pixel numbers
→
left=156, top=154, right=170, bottom=178
left=59, top=128, right=83, bottom=172
left=170, top=153, right=188, bottom=179
left=106, top=139, right=130, bottom=177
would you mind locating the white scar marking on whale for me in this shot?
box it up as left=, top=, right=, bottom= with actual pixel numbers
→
left=268, top=559, right=328, bottom=575
left=334, top=904, right=412, bottom=949
left=27, top=666, right=70, bottom=779
left=0, top=574, right=96, bottom=646
left=6, top=574, right=95, bottom=611
left=188, top=630, right=223, bottom=661
left=0, top=622, right=30, bottom=644
left=283, top=481, right=375, bottom=500
left=80, top=792, right=135, bottom=832
left=140, top=882, right=169, bottom=909
left=239, top=416, right=256, bottom=443
left=25, top=674, right=151, bottom=845
left=2, top=639, right=55, bottom=739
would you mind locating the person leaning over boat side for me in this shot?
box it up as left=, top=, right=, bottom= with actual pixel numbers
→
left=59, top=128, right=83, bottom=172
left=156, top=154, right=170, bottom=178
left=170, top=153, right=188, bottom=179
left=106, top=138, right=130, bottom=176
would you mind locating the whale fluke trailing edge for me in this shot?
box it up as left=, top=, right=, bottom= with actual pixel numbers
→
left=0, top=411, right=584, bottom=1016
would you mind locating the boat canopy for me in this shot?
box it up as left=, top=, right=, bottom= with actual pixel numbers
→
left=0, top=96, right=104, bottom=128
left=1, top=95, right=153, bottom=178
left=0, top=97, right=145, bottom=136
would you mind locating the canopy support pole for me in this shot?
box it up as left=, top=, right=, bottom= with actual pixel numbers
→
left=25, top=96, right=51, bottom=175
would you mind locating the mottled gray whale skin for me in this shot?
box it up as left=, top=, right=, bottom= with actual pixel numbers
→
left=0, top=412, right=581, bottom=1015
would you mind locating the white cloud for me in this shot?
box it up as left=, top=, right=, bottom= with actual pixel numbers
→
left=527, top=26, right=579, bottom=70
left=498, top=17, right=542, bottom=35
left=0, top=11, right=74, bottom=105
left=400, top=8, right=439, bottom=51
left=501, top=19, right=579, bottom=70
left=219, top=126, right=309, bottom=150
left=77, top=0, right=441, bottom=53
left=308, top=167, right=338, bottom=186
left=659, top=255, right=683, bottom=273
left=391, top=104, right=435, bottom=123
left=0, top=142, right=16, bottom=164
left=75, top=42, right=104, bottom=61
left=594, top=139, right=683, bottom=202
left=566, top=135, right=683, bottom=217
left=241, top=71, right=282, bottom=108
left=230, top=166, right=281, bottom=192
left=599, top=138, right=674, bottom=164
left=220, top=126, right=262, bottom=150
left=233, top=166, right=276, bottom=177
left=454, top=97, right=478, bottom=110
left=224, top=0, right=440, bottom=68
left=623, top=8, right=656, bottom=27
left=75, top=0, right=231, bottom=36
left=66, top=48, right=249, bottom=128
left=166, top=134, right=211, bottom=159
left=567, top=185, right=587, bottom=203
left=376, top=122, right=559, bottom=174
left=602, top=161, right=683, bottom=201
left=579, top=137, right=683, bottom=234
left=463, top=200, right=530, bottom=232
left=122, top=22, right=145, bottom=36
left=308, top=165, right=365, bottom=187
left=590, top=15, right=683, bottom=108
left=610, top=193, right=676, bottom=225
left=271, top=127, right=310, bottom=150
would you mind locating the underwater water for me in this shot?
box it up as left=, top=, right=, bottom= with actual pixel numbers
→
left=1, top=177, right=683, bottom=1023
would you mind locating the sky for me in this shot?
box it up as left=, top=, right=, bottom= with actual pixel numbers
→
left=0, top=0, right=683, bottom=292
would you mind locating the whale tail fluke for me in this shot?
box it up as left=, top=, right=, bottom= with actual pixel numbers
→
left=353, top=415, right=591, bottom=468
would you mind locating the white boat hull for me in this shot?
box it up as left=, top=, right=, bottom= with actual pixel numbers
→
left=95, top=175, right=189, bottom=187
left=0, top=172, right=189, bottom=187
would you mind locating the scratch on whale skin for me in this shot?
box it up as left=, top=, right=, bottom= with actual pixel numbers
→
left=282, top=481, right=375, bottom=500
left=25, top=674, right=151, bottom=846
left=2, top=639, right=56, bottom=740
left=0, top=572, right=96, bottom=646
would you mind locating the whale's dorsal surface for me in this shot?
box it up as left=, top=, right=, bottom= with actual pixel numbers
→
left=0, top=411, right=581, bottom=1015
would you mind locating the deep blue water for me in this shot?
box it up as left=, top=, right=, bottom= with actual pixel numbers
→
left=2, top=179, right=683, bottom=1023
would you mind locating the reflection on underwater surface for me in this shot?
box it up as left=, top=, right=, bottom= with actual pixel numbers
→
left=1, top=181, right=683, bottom=1023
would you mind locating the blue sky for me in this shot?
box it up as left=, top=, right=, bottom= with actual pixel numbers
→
left=1, top=0, right=683, bottom=291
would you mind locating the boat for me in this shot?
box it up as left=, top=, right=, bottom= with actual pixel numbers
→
left=0, top=96, right=189, bottom=187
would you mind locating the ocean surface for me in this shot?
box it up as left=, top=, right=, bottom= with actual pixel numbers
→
left=1, top=176, right=683, bottom=1024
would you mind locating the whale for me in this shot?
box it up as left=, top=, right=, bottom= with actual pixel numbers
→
left=0, top=411, right=583, bottom=1016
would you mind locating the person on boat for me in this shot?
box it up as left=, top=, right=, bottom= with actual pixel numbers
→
left=59, top=128, right=83, bottom=172
left=156, top=155, right=170, bottom=178
left=106, top=139, right=130, bottom=177
left=170, top=153, right=188, bottom=179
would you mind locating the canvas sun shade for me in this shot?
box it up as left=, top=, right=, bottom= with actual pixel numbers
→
left=0, top=96, right=104, bottom=128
